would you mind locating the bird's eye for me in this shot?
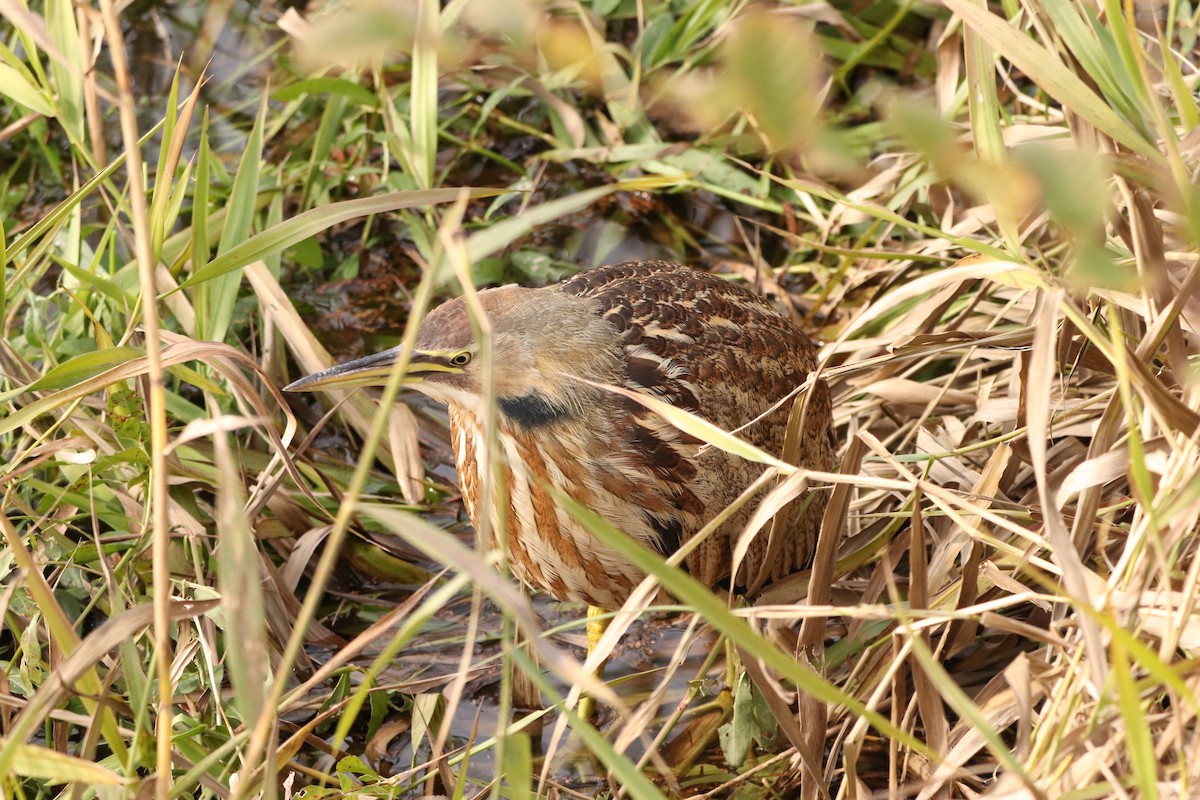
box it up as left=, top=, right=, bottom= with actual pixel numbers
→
left=449, top=351, right=472, bottom=367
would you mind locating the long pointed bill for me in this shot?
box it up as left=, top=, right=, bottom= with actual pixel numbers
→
left=284, top=347, right=460, bottom=393
left=284, top=348, right=406, bottom=392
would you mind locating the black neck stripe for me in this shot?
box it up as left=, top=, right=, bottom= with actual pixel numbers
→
left=498, top=392, right=571, bottom=428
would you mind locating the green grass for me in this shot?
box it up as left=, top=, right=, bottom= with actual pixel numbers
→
left=2, top=0, right=1199, bottom=798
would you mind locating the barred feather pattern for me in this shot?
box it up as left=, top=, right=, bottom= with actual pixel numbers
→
left=441, top=261, right=835, bottom=610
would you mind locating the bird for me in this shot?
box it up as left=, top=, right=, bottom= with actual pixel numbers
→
left=286, top=260, right=835, bottom=692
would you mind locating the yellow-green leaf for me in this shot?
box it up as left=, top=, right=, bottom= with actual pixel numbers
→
left=6, top=740, right=127, bottom=785
left=0, top=62, right=56, bottom=117
left=26, top=347, right=143, bottom=392
left=179, top=187, right=504, bottom=290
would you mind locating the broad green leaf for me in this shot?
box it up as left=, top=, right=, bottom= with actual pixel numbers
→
left=168, top=362, right=225, bottom=396
left=409, top=693, right=442, bottom=767
left=1112, top=638, right=1159, bottom=800
left=501, top=731, right=532, bottom=800
left=179, top=187, right=504, bottom=290
left=45, top=0, right=84, bottom=144
left=7, top=741, right=127, bottom=785
left=719, top=673, right=756, bottom=767
left=660, top=148, right=760, bottom=196
left=0, top=62, right=56, bottom=117
left=272, top=76, right=380, bottom=108
left=57, top=228, right=129, bottom=307
left=191, top=108, right=212, bottom=281
left=26, top=347, right=142, bottom=392
left=197, top=92, right=267, bottom=344
left=411, top=0, right=439, bottom=188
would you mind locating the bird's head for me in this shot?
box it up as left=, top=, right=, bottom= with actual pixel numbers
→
left=285, top=284, right=623, bottom=424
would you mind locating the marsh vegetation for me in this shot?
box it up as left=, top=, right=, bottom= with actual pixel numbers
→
left=2, top=0, right=1199, bottom=797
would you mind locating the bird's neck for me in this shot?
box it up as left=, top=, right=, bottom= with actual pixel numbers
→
left=496, top=391, right=573, bottom=428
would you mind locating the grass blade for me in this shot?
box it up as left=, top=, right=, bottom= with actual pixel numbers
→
left=196, top=92, right=267, bottom=343
left=45, top=0, right=84, bottom=146
left=180, top=187, right=504, bottom=290
left=942, top=0, right=1159, bottom=159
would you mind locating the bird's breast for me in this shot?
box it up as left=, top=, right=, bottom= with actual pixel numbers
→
left=447, top=404, right=670, bottom=608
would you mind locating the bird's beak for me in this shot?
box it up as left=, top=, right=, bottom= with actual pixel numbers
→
left=284, top=348, right=454, bottom=393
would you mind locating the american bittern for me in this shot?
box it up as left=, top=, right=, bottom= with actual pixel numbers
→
left=287, top=261, right=834, bottom=684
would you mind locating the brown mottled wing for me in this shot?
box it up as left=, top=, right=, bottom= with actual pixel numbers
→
left=558, top=260, right=816, bottom=430
left=558, top=261, right=827, bottom=580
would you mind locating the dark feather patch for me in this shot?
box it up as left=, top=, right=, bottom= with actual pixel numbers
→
left=498, top=392, right=572, bottom=428
left=647, top=515, right=683, bottom=558
left=630, top=422, right=696, bottom=481
left=626, top=356, right=665, bottom=391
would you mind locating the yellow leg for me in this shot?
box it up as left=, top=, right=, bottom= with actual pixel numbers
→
left=577, top=605, right=609, bottom=722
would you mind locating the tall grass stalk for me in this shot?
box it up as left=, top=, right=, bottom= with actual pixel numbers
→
left=0, top=1, right=1197, bottom=797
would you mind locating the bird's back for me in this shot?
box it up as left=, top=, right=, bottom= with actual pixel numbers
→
left=559, top=261, right=817, bottom=420
left=553, top=261, right=834, bottom=595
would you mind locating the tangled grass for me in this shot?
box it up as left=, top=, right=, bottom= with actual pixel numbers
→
left=1, top=0, right=1198, bottom=798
